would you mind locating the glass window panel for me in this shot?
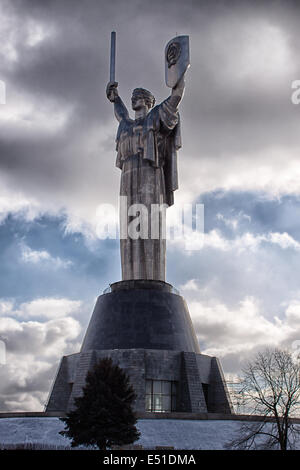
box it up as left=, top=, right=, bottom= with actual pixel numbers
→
left=171, top=395, right=176, bottom=411
left=162, top=380, right=171, bottom=395
left=145, top=380, right=177, bottom=412
left=145, top=394, right=152, bottom=412
left=162, top=395, right=171, bottom=411
left=153, top=380, right=162, bottom=394
left=153, top=394, right=163, bottom=412
left=146, top=380, right=152, bottom=394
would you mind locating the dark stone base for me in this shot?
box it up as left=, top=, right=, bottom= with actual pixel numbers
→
left=46, top=281, right=233, bottom=415
left=46, top=349, right=233, bottom=414
left=81, top=280, right=200, bottom=353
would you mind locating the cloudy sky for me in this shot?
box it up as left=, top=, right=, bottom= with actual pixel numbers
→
left=1, top=0, right=300, bottom=411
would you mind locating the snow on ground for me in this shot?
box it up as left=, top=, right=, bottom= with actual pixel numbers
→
left=0, top=417, right=293, bottom=450
left=137, top=419, right=243, bottom=449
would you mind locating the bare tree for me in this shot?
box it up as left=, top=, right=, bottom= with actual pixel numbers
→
left=226, top=374, right=247, bottom=414
left=225, top=348, right=300, bottom=450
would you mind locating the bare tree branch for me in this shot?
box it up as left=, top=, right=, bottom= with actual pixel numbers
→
left=225, top=348, right=300, bottom=450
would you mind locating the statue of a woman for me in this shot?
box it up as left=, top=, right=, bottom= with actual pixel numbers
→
left=106, top=76, right=185, bottom=281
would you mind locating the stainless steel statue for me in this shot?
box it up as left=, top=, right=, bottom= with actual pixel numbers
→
left=106, top=33, right=190, bottom=281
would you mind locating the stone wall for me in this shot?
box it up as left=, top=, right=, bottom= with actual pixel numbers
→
left=46, top=349, right=233, bottom=414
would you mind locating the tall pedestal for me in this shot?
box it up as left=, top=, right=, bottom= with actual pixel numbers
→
left=46, top=281, right=233, bottom=414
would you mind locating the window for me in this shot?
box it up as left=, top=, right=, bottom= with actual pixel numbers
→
left=145, top=379, right=177, bottom=412
left=202, top=383, right=209, bottom=407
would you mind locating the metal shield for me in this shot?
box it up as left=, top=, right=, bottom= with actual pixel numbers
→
left=165, top=35, right=190, bottom=88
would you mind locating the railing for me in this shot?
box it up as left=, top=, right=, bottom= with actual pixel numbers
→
left=102, top=284, right=180, bottom=295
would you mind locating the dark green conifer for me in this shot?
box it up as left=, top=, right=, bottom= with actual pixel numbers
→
left=60, top=357, right=140, bottom=450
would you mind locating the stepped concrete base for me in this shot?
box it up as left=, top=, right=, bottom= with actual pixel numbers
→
left=46, top=349, right=232, bottom=414
left=46, top=281, right=233, bottom=414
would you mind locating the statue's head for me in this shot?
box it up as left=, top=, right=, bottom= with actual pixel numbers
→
left=131, top=88, right=155, bottom=112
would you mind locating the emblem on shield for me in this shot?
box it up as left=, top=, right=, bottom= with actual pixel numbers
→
left=166, top=41, right=181, bottom=68
left=165, top=35, right=190, bottom=88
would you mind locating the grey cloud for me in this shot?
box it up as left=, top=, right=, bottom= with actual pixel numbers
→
left=0, top=361, right=56, bottom=411
left=169, top=238, right=299, bottom=319
left=1, top=0, right=300, bottom=217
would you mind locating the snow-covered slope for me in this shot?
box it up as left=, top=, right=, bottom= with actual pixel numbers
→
left=1, top=417, right=298, bottom=450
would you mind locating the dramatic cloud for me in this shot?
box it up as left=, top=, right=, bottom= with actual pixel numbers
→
left=1, top=0, right=300, bottom=410
left=0, top=191, right=43, bottom=224
left=0, top=0, right=300, bottom=226
left=180, top=280, right=300, bottom=369
left=0, top=297, right=82, bottom=411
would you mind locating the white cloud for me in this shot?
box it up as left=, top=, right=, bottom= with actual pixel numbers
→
left=211, top=19, right=295, bottom=88
left=21, top=246, right=51, bottom=264
left=169, top=227, right=300, bottom=255
left=22, top=298, right=81, bottom=320
left=1, top=392, right=46, bottom=413
left=0, top=192, right=42, bottom=224
left=285, top=301, right=300, bottom=326
left=0, top=296, right=82, bottom=411
left=216, top=213, right=238, bottom=230
left=0, top=301, right=14, bottom=315
left=190, top=296, right=289, bottom=355
left=0, top=315, right=81, bottom=357
left=268, top=232, right=300, bottom=250
left=0, top=8, right=19, bottom=63
left=180, top=279, right=199, bottom=292
left=0, top=88, right=72, bottom=133
left=235, top=231, right=300, bottom=252
left=179, top=281, right=300, bottom=369
left=206, top=230, right=300, bottom=252
left=204, top=230, right=231, bottom=251
left=216, top=211, right=251, bottom=230
left=0, top=5, right=55, bottom=64
left=0, top=357, right=54, bottom=411
left=20, top=243, right=73, bottom=269
left=26, top=20, right=55, bottom=48
left=3, top=297, right=82, bottom=320
left=177, top=147, right=300, bottom=209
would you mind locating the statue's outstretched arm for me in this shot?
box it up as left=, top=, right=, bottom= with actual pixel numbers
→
left=106, top=81, right=129, bottom=122
left=168, top=75, right=185, bottom=110
left=114, top=96, right=129, bottom=122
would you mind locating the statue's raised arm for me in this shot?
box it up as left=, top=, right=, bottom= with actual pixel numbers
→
left=155, top=35, right=189, bottom=134
left=106, top=81, right=129, bottom=122
left=168, top=75, right=185, bottom=109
